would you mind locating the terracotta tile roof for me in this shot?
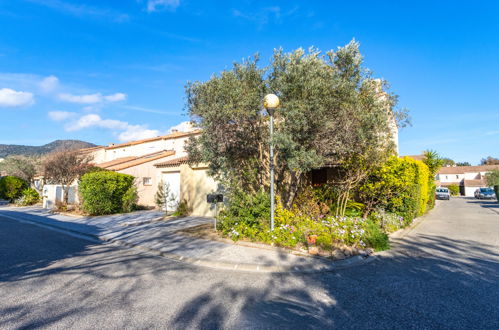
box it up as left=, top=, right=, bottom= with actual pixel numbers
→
left=97, top=151, right=175, bottom=171
left=438, top=165, right=499, bottom=174
left=105, top=130, right=201, bottom=150
left=464, top=179, right=486, bottom=187
left=79, top=146, right=104, bottom=153
left=154, top=156, right=189, bottom=168
left=108, top=151, right=175, bottom=171
left=96, top=157, right=137, bottom=169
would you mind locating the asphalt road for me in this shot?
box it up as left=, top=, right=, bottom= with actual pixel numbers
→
left=1, top=197, right=498, bottom=329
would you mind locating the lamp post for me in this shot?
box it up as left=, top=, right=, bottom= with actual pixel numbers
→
left=263, top=94, right=280, bottom=231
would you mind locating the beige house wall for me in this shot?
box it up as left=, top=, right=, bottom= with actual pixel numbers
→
left=117, top=156, right=173, bottom=206
left=178, top=165, right=219, bottom=217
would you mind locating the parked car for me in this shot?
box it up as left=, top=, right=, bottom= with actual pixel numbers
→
left=475, top=187, right=496, bottom=200
left=435, top=187, right=450, bottom=200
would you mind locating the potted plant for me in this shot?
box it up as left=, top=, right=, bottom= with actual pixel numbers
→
left=306, top=234, right=318, bottom=245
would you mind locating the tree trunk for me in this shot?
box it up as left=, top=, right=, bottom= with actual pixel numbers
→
left=63, top=184, right=70, bottom=205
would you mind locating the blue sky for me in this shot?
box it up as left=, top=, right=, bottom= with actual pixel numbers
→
left=0, top=0, right=498, bottom=164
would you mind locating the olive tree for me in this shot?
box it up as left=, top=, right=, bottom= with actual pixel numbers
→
left=186, top=40, right=406, bottom=211
left=0, top=155, right=39, bottom=182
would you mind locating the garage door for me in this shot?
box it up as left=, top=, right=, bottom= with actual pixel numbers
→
left=162, top=171, right=180, bottom=210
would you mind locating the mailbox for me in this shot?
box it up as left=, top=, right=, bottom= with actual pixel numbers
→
left=207, top=193, right=223, bottom=203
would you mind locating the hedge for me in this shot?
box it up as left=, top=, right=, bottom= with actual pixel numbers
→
left=79, top=171, right=136, bottom=215
left=360, top=156, right=431, bottom=224
left=0, top=176, right=29, bottom=202
left=448, top=184, right=460, bottom=196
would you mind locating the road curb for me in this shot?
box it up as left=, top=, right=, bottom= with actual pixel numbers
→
left=0, top=212, right=374, bottom=274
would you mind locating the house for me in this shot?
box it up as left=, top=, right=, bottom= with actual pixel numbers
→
left=82, top=128, right=220, bottom=217
left=436, top=165, right=499, bottom=196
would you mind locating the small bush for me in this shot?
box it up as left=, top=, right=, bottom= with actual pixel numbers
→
left=122, top=185, right=138, bottom=213
left=173, top=199, right=190, bottom=217
left=0, top=176, right=29, bottom=202
left=363, top=220, right=390, bottom=251
left=79, top=171, right=135, bottom=215
left=448, top=184, right=460, bottom=196
left=16, top=188, right=40, bottom=206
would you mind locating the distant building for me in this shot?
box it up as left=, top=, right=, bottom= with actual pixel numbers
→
left=436, top=165, right=499, bottom=196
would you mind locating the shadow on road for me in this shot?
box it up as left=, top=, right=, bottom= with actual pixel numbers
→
left=466, top=198, right=499, bottom=213
left=1, top=210, right=498, bottom=328
left=170, top=234, right=499, bottom=328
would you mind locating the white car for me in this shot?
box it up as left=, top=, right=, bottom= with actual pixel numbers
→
left=435, top=187, right=450, bottom=200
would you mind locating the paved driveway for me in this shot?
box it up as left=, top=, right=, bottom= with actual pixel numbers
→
left=0, top=197, right=498, bottom=329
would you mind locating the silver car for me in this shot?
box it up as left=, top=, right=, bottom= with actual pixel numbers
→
left=436, top=187, right=450, bottom=200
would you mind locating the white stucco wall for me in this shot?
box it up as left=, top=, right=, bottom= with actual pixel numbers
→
left=42, top=184, right=78, bottom=209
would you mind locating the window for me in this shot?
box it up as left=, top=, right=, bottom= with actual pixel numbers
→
left=456, top=175, right=459, bottom=179
left=143, top=177, right=152, bottom=186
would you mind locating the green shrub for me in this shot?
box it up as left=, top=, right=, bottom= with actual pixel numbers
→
left=218, top=189, right=270, bottom=232
left=173, top=199, right=190, bottom=217
left=122, top=185, right=138, bottom=213
left=359, top=156, right=431, bottom=224
left=0, top=176, right=29, bottom=202
left=16, top=188, right=40, bottom=206
left=363, top=220, right=390, bottom=251
left=494, top=186, right=499, bottom=201
left=448, top=184, right=460, bottom=196
left=79, top=171, right=135, bottom=215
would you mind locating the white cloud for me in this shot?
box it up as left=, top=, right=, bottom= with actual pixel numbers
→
left=146, top=0, right=180, bottom=12
left=0, top=88, right=34, bottom=107
left=58, top=92, right=127, bottom=104
left=65, top=113, right=159, bottom=142
left=168, top=121, right=195, bottom=133
left=39, top=75, right=59, bottom=93
left=59, top=93, right=102, bottom=104
left=65, top=114, right=128, bottom=131
left=118, top=125, right=160, bottom=141
left=48, top=110, right=76, bottom=121
left=104, top=92, right=127, bottom=102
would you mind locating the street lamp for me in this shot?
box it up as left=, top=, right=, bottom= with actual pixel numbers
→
left=263, top=94, right=280, bottom=231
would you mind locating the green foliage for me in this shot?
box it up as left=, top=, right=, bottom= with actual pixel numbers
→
left=441, top=158, right=455, bottom=166
left=16, top=188, right=40, bottom=206
left=217, top=190, right=385, bottom=251
left=422, top=150, right=444, bottom=177
left=485, top=170, right=499, bottom=187
left=122, top=186, right=138, bottom=213
left=186, top=41, right=403, bottom=208
left=0, top=155, right=38, bottom=182
left=79, top=171, right=135, bottom=215
left=456, top=162, right=471, bottom=166
left=0, top=176, right=29, bottom=202
left=448, top=184, right=460, bottom=196
left=218, top=189, right=270, bottom=230
left=363, top=220, right=390, bottom=251
left=495, top=186, right=499, bottom=201
left=84, top=166, right=109, bottom=174
left=359, top=156, right=431, bottom=224
left=172, top=199, right=190, bottom=217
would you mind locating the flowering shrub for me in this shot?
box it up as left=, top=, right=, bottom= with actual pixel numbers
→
left=218, top=195, right=389, bottom=251
left=372, top=209, right=405, bottom=233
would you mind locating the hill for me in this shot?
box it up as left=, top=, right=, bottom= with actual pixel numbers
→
left=0, top=140, right=98, bottom=158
